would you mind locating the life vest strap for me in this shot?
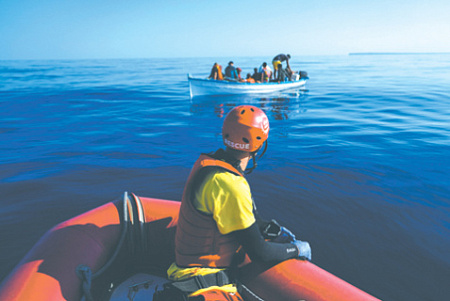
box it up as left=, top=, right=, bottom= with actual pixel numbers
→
left=171, top=271, right=231, bottom=294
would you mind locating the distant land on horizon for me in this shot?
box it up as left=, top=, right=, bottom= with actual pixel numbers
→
left=349, top=52, right=450, bottom=55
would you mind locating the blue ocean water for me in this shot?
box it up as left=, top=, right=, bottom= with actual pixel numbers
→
left=0, top=55, right=449, bottom=300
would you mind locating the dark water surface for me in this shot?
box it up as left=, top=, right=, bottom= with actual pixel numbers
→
left=1, top=55, right=449, bottom=300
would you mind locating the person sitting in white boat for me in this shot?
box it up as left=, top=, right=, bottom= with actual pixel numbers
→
left=258, top=62, right=272, bottom=82
left=209, top=63, right=224, bottom=80
left=224, top=61, right=238, bottom=80
left=273, top=64, right=289, bottom=83
left=245, top=73, right=256, bottom=83
left=236, top=67, right=245, bottom=82
left=155, top=105, right=311, bottom=301
left=272, top=53, right=291, bottom=79
left=251, top=67, right=261, bottom=83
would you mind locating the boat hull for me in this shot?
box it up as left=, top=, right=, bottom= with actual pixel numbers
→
left=188, top=75, right=307, bottom=97
left=0, top=194, right=379, bottom=301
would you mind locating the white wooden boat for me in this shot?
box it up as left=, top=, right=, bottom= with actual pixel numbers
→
left=188, top=73, right=308, bottom=98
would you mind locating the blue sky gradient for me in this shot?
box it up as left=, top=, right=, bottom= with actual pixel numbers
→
left=1, top=0, right=449, bottom=60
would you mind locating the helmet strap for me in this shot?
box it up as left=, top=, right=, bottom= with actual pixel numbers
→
left=245, top=141, right=268, bottom=175
left=257, top=140, right=268, bottom=160
left=244, top=152, right=257, bottom=175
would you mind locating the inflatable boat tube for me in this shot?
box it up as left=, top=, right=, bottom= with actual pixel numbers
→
left=0, top=193, right=379, bottom=301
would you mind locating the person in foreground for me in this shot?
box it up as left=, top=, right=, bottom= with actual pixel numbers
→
left=154, top=105, right=311, bottom=301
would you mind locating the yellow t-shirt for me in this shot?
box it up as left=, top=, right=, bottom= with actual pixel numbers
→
left=193, top=170, right=255, bottom=234
left=168, top=169, right=256, bottom=281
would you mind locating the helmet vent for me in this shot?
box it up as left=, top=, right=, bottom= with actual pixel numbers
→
left=240, top=109, right=245, bottom=114
left=242, top=137, right=249, bottom=143
left=256, top=136, right=261, bottom=140
left=250, top=108, right=255, bottom=112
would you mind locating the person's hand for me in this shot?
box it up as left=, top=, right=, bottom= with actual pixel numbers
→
left=272, top=226, right=296, bottom=243
left=292, top=240, right=311, bottom=261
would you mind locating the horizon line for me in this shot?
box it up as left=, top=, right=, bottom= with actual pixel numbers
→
left=1, top=52, right=449, bottom=61
left=349, top=52, right=450, bottom=56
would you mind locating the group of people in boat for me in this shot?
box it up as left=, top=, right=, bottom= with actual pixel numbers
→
left=208, top=54, right=300, bottom=83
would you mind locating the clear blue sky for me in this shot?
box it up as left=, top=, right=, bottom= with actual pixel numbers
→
left=1, top=0, right=449, bottom=60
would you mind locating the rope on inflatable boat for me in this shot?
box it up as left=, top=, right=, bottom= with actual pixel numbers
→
left=76, top=191, right=133, bottom=301
left=240, top=284, right=266, bottom=301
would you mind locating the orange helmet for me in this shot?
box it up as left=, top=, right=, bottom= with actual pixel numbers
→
left=222, top=105, right=269, bottom=152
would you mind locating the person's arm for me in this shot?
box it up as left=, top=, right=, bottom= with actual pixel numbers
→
left=204, top=172, right=310, bottom=262
left=234, top=222, right=299, bottom=262
left=252, top=206, right=270, bottom=231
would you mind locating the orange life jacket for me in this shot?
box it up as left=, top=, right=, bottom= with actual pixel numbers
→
left=175, top=154, right=243, bottom=268
left=217, top=65, right=224, bottom=80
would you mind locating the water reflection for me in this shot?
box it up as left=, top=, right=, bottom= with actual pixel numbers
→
left=189, top=89, right=308, bottom=120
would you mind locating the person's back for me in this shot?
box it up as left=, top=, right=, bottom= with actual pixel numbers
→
left=246, top=73, right=256, bottom=83
left=276, top=65, right=288, bottom=82
left=251, top=67, right=261, bottom=82
left=216, top=64, right=223, bottom=80
left=236, top=67, right=243, bottom=81
left=272, top=53, right=290, bottom=62
left=161, top=105, right=311, bottom=301
left=209, top=63, right=223, bottom=80
left=224, top=61, right=237, bottom=79
left=272, top=54, right=291, bottom=79
left=259, top=62, right=272, bottom=82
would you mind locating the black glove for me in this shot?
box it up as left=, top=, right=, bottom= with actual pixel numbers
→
left=262, top=219, right=296, bottom=243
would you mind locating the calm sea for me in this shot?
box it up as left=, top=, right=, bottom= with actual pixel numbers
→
left=0, top=55, right=449, bottom=300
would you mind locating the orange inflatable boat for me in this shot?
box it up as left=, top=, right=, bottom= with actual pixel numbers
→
left=0, top=192, right=380, bottom=301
